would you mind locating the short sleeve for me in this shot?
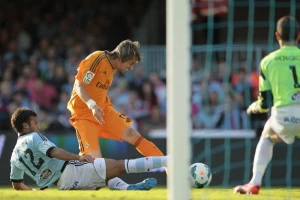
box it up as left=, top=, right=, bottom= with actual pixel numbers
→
left=257, top=57, right=272, bottom=112
left=76, top=51, right=103, bottom=85
left=33, top=133, right=56, bottom=156
left=259, top=58, right=271, bottom=92
left=10, top=163, right=24, bottom=182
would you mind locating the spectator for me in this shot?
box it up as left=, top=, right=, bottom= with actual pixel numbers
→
left=61, top=73, right=76, bottom=95
left=109, top=78, right=130, bottom=111
left=11, top=91, right=31, bottom=108
left=0, top=0, right=267, bottom=136
left=140, top=80, right=158, bottom=112
left=38, top=46, right=61, bottom=80
left=14, top=75, right=30, bottom=98
left=37, top=12, right=58, bottom=39
left=222, top=93, right=248, bottom=129
left=248, top=67, right=259, bottom=101
left=37, top=109, right=51, bottom=132
left=11, top=21, right=32, bottom=51
left=128, top=66, right=146, bottom=95
left=64, top=54, right=81, bottom=74
left=0, top=81, right=12, bottom=129
left=149, top=72, right=167, bottom=114
left=141, top=105, right=166, bottom=137
left=49, top=63, right=68, bottom=94
left=215, top=61, right=231, bottom=83
left=231, top=67, right=251, bottom=94
left=0, top=81, right=13, bottom=106
left=0, top=0, right=165, bottom=132
left=29, top=78, right=58, bottom=111
left=191, top=55, right=203, bottom=85
left=3, top=39, right=28, bottom=64
left=1, top=68, right=14, bottom=84
left=123, top=90, right=149, bottom=126
left=195, top=90, right=224, bottom=129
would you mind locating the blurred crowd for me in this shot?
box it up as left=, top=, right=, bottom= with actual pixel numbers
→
left=0, top=0, right=167, bottom=135
left=191, top=57, right=267, bottom=136
left=0, top=0, right=266, bottom=137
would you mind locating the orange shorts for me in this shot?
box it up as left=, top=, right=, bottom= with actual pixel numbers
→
left=70, top=105, right=133, bottom=155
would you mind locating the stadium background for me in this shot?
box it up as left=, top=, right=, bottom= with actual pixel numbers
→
left=0, top=0, right=300, bottom=188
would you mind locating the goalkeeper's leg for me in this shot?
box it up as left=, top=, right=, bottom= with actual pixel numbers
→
left=234, top=120, right=281, bottom=194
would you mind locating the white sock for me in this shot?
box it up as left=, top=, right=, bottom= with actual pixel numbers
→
left=250, top=137, right=274, bottom=185
left=125, top=156, right=167, bottom=173
left=107, top=177, right=129, bottom=190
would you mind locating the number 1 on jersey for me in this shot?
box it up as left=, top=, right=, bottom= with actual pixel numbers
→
left=289, top=65, right=300, bottom=88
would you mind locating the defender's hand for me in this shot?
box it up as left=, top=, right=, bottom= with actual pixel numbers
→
left=79, top=155, right=95, bottom=163
left=91, top=104, right=105, bottom=124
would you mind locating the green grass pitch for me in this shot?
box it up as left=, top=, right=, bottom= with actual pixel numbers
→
left=0, top=187, right=300, bottom=200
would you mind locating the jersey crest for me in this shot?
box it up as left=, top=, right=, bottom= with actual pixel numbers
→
left=83, top=71, right=95, bottom=84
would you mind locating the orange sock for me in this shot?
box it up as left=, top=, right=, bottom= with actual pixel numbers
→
left=133, top=136, right=164, bottom=156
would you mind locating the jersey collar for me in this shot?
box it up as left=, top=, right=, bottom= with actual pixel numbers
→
left=281, top=45, right=299, bottom=49
left=18, top=132, right=32, bottom=138
left=104, top=51, right=116, bottom=70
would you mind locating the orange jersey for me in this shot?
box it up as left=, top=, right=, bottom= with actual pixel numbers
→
left=67, top=51, right=115, bottom=119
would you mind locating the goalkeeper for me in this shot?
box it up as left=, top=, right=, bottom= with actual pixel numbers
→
left=234, top=15, right=300, bottom=195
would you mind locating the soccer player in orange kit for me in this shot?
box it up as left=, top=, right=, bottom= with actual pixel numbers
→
left=67, top=40, right=165, bottom=190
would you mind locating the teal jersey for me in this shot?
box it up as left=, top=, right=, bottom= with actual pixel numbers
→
left=10, top=132, right=67, bottom=189
left=258, top=46, right=300, bottom=111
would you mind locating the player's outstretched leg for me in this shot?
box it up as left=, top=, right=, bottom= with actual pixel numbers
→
left=124, top=156, right=168, bottom=174
left=233, top=183, right=260, bottom=194
left=132, top=135, right=168, bottom=175
left=233, top=136, right=274, bottom=195
left=105, top=156, right=167, bottom=190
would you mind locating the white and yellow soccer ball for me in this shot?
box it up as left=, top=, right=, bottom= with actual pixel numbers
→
left=189, top=163, right=212, bottom=188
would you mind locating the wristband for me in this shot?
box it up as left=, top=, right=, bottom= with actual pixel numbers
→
left=86, top=99, right=96, bottom=109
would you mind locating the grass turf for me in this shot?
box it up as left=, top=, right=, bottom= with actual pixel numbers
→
left=1, top=187, right=300, bottom=200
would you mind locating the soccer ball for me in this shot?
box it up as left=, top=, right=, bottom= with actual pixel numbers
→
left=189, top=163, right=212, bottom=188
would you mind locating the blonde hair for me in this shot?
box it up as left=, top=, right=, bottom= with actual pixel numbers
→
left=110, top=39, right=141, bottom=62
